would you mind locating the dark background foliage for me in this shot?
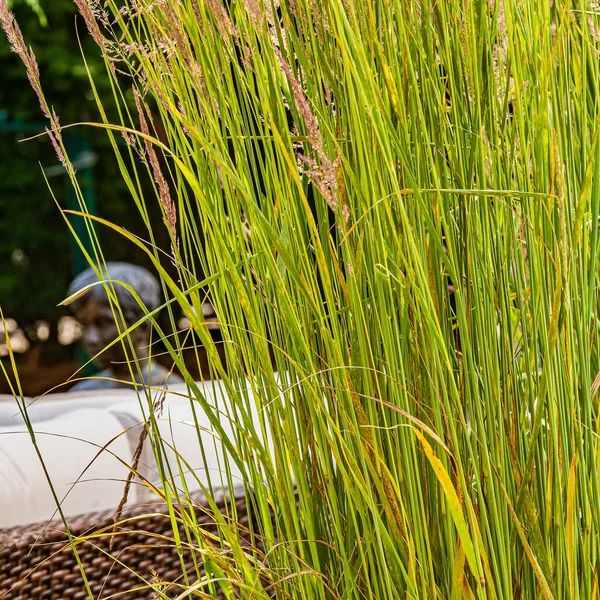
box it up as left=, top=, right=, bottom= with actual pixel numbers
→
left=0, top=0, right=172, bottom=386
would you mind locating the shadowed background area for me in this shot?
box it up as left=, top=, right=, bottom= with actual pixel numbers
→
left=0, top=0, right=218, bottom=395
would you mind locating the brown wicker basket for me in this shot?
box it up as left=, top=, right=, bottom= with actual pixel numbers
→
left=0, top=491, right=254, bottom=599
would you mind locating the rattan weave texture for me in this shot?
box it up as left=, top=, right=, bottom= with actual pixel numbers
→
left=0, top=492, right=251, bottom=599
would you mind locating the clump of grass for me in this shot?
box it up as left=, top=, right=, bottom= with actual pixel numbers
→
left=2, top=0, right=600, bottom=598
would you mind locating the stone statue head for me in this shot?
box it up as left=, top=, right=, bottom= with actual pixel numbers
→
left=68, top=262, right=160, bottom=372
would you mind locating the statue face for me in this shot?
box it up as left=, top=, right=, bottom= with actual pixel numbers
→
left=75, top=298, right=146, bottom=371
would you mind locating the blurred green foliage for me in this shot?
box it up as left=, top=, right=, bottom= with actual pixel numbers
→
left=0, top=130, right=70, bottom=332
left=0, top=0, right=167, bottom=348
left=1, top=0, right=106, bottom=123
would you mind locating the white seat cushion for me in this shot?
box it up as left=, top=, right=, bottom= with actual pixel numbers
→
left=0, top=408, right=133, bottom=527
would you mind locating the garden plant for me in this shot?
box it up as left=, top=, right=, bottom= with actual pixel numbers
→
left=2, top=0, right=600, bottom=598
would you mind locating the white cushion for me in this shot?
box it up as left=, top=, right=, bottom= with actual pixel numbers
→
left=0, top=388, right=162, bottom=426
left=105, top=379, right=271, bottom=495
left=0, top=377, right=283, bottom=527
left=0, top=408, right=133, bottom=527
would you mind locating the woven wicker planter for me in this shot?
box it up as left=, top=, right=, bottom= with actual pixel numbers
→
left=0, top=492, right=252, bottom=599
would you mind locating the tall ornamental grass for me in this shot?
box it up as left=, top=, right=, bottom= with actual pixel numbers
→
left=2, top=0, right=600, bottom=597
